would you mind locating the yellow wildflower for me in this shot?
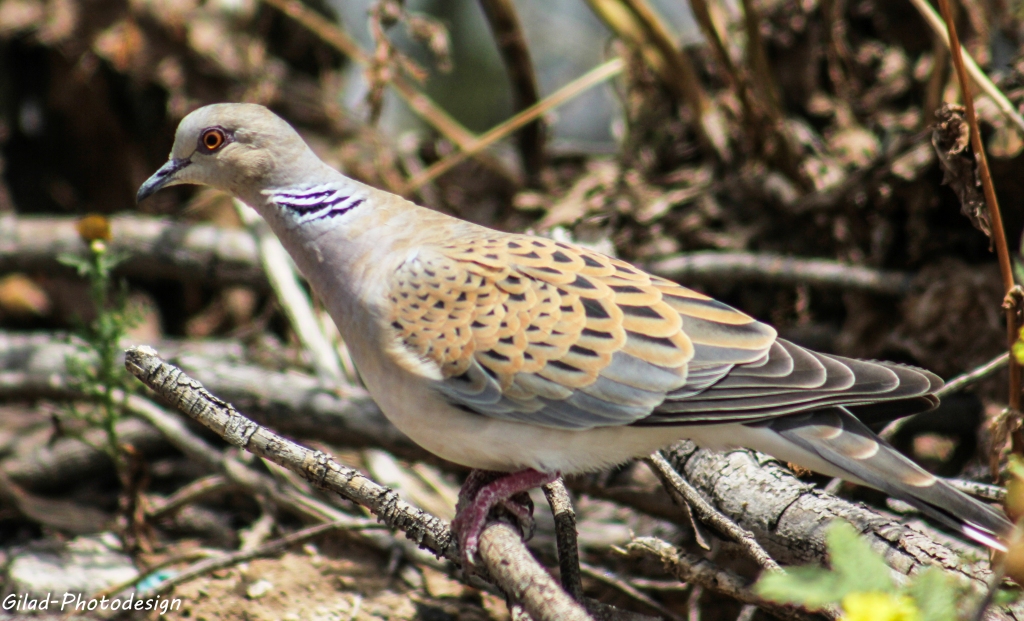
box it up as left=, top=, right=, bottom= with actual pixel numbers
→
left=76, top=215, right=112, bottom=243
left=841, top=592, right=920, bottom=621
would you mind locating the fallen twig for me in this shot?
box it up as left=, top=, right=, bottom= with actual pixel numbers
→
left=626, top=537, right=827, bottom=621
left=578, top=562, right=686, bottom=621
left=647, top=251, right=913, bottom=295
left=0, top=215, right=265, bottom=288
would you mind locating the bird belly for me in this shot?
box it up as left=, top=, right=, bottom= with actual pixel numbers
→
left=366, top=371, right=850, bottom=477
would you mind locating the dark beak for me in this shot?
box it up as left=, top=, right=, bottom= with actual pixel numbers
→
left=136, top=157, right=191, bottom=203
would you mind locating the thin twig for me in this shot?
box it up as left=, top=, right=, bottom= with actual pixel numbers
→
left=933, top=0, right=1022, bottom=452
left=146, top=474, right=232, bottom=520
left=936, top=352, right=1010, bottom=398
left=881, top=351, right=1011, bottom=441
left=906, top=0, right=1024, bottom=134
left=646, top=452, right=780, bottom=571
left=627, top=538, right=828, bottom=621
left=542, top=479, right=585, bottom=602
left=404, top=58, right=625, bottom=193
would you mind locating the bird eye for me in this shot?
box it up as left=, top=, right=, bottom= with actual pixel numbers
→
left=200, top=128, right=226, bottom=152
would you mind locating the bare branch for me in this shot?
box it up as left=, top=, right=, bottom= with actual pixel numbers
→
left=123, top=345, right=592, bottom=621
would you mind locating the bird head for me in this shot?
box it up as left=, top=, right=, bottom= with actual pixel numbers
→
left=137, top=103, right=318, bottom=204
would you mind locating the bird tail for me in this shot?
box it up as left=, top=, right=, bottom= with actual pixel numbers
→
left=754, top=406, right=1013, bottom=551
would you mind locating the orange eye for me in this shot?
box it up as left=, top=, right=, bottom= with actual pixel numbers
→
left=201, top=128, right=225, bottom=151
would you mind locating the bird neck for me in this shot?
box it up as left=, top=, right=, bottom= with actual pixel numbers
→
left=251, top=174, right=427, bottom=337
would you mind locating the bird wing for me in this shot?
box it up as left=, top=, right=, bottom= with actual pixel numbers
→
left=385, top=234, right=937, bottom=430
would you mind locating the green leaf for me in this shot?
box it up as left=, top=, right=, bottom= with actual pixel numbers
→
left=57, top=253, right=91, bottom=275
left=755, top=566, right=842, bottom=609
left=906, top=568, right=958, bottom=621
left=993, top=588, right=1022, bottom=607
left=826, top=521, right=894, bottom=594
left=1008, top=454, right=1024, bottom=481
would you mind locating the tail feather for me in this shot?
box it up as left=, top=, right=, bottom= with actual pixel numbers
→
left=757, top=406, right=1012, bottom=551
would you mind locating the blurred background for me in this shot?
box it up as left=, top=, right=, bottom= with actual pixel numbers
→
left=1, top=0, right=1023, bottom=618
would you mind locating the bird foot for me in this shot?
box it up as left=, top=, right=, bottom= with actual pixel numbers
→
left=451, top=468, right=559, bottom=568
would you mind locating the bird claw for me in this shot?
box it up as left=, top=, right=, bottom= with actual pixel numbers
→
left=450, top=468, right=558, bottom=569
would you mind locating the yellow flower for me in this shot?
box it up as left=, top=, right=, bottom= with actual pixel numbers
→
left=1014, top=326, right=1024, bottom=365
left=841, top=592, right=920, bottom=621
left=76, top=215, right=112, bottom=243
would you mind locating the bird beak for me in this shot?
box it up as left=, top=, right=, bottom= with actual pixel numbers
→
left=136, top=157, right=191, bottom=204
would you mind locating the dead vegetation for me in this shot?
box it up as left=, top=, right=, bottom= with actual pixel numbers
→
left=2, top=0, right=1024, bottom=619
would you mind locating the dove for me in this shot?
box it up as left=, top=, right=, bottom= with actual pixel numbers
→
left=138, top=103, right=1013, bottom=562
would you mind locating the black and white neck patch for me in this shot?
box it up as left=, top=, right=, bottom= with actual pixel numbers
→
left=270, top=184, right=366, bottom=223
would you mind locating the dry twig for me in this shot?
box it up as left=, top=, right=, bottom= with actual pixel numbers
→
left=626, top=537, right=828, bottom=621
left=404, top=58, right=625, bottom=193
left=933, top=0, right=1022, bottom=453
left=123, top=345, right=593, bottom=621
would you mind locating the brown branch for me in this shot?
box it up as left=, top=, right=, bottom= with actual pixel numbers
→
left=123, top=345, right=593, bottom=621
left=934, top=0, right=1022, bottom=452
left=478, top=0, right=545, bottom=177
left=542, top=478, right=585, bottom=602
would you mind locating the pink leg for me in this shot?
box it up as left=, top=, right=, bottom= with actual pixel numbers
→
left=451, top=468, right=559, bottom=567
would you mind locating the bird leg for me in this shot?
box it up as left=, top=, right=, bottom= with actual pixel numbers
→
left=451, top=468, right=559, bottom=566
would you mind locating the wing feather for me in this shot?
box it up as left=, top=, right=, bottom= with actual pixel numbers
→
left=386, top=233, right=941, bottom=431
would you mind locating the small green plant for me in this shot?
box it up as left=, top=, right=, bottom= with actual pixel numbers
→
left=755, top=521, right=977, bottom=621
left=58, top=215, right=139, bottom=475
